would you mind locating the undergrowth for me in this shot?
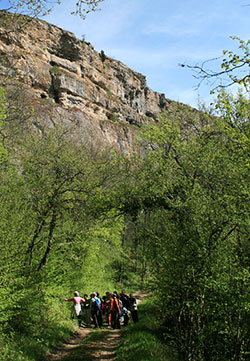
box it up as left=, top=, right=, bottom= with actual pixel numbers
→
left=116, top=295, right=178, bottom=361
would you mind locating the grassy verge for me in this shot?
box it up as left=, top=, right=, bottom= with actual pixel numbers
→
left=116, top=295, right=178, bottom=361
left=1, top=318, right=76, bottom=361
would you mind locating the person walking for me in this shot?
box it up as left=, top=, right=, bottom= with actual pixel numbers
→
left=120, top=290, right=130, bottom=326
left=64, top=291, right=85, bottom=328
left=95, top=291, right=103, bottom=327
left=106, top=292, right=112, bottom=328
left=129, top=293, right=138, bottom=323
left=82, top=293, right=91, bottom=327
left=110, top=293, right=120, bottom=329
left=90, top=292, right=100, bottom=328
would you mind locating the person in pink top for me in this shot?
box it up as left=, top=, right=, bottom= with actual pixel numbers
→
left=64, top=291, right=85, bottom=328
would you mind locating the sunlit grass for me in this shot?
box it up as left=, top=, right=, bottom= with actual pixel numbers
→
left=116, top=295, right=178, bottom=361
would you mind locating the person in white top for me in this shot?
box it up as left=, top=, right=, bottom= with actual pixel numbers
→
left=64, top=291, right=85, bottom=328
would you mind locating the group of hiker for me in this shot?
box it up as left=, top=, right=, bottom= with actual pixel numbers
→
left=64, top=290, right=138, bottom=329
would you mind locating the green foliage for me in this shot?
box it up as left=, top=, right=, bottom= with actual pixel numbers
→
left=116, top=296, right=177, bottom=361
left=71, top=0, right=104, bottom=19
left=7, top=0, right=59, bottom=17
left=110, top=115, right=119, bottom=122
left=99, top=49, right=106, bottom=63
left=0, top=120, right=128, bottom=360
left=183, top=37, right=250, bottom=94
left=5, top=0, right=104, bottom=19
left=215, top=88, right=250, bottom=134
left=131, top=99, right=250, bottom=360
left=49, top=65, right=63, bottom=76
left=0, top=87, right=8, bottom=163
left=220, top=37, right=250, bottom=88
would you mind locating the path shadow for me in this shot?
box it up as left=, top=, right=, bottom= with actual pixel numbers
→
left=53, top=329, right=120, bottom=361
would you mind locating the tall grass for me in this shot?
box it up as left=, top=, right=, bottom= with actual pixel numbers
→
left=116, top=295, right=178, bottom=361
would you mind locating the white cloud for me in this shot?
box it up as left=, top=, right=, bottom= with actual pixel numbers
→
left=43, top=0, right=139, bottom=45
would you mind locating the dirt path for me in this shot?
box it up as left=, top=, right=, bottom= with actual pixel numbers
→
left=45, top=292, right=151, bottom=361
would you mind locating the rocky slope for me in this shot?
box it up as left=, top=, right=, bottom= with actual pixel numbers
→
left=0, top=12, right=175, bottom=154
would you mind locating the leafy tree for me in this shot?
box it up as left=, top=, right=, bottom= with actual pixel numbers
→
left=181, top=37, right=250, bottom=94
left=130, top=100, right=250, bottom=360
left=16, top=126, right=120, bottom=272
left=0, top=117, right=128, bottom=359
left=99, top=49, right=106, bottom=63
left=1, top=0, right=104, bottom=18
left=0, top=87, right=8, bottom=163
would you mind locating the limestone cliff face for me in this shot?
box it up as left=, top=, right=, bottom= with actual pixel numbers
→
left=0, top=13, right=174, bottom=154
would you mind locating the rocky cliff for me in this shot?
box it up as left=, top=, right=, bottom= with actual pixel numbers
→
left=0, top=12, right=174, bottom=154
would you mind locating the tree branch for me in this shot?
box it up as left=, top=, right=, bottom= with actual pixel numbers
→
left=37, top=208, right=57, bottom=271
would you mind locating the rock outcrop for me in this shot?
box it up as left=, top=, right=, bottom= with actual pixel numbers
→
left=0, top=12, right=174, bottom=154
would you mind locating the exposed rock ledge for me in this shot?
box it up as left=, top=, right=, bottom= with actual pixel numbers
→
left=0, top=12, right=175, bottom=154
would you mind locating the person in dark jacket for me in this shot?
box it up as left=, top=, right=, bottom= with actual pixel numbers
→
left=129, top=293, right=138, bottom=323
left=82, top=293, right=91, bottom=327
left=95, top=291, right=103, bottom=327
left=90, top=292, right=100, bottom=328
left=120, top=290, right=130, bottom=326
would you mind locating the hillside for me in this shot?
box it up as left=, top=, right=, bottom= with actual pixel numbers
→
left=0, top=11, right=176, bottom=154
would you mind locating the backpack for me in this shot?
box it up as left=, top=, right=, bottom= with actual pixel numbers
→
left=95, top=297, right=101, bottom=310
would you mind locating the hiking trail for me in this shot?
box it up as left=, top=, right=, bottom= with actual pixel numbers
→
left=45, top=292, right=151, bottom=361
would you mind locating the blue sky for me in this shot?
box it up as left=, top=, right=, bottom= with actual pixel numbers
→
left=1, top=0, right=250, bottom=107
